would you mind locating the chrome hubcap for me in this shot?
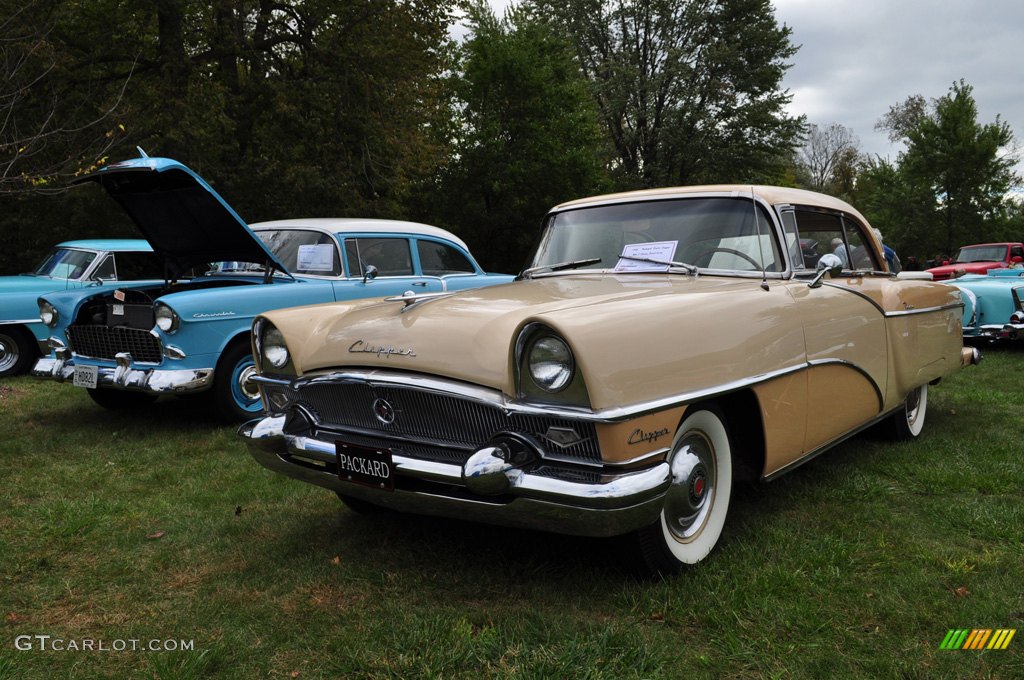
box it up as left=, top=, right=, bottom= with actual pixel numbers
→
left=664, top=433, right=716, bottom=542
left=0, top=337, right=15, bottom=371
left=238, top=365, right=260, bottom=401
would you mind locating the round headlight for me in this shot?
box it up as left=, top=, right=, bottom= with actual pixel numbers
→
left=39, top=301, right=59, bottom=328
left=528, top=336, right=574, bottom=392
left=263, top=326, right=290, bottom=369
left=155, top=304, right=179, bottom=333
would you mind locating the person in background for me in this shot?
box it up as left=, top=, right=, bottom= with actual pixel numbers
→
left=873, top=228, right=901, bottom=273
left=904, top=255, right=920, bottom=271
left=831, top=237, right=849, bottom=267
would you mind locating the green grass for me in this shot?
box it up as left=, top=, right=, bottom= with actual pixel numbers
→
left=1, top=348, right=1023, bottom=679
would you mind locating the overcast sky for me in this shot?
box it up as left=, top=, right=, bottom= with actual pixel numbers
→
left=483, top=0, right=1024, bottom=163
left=774, top=0, right=1024, bottom=161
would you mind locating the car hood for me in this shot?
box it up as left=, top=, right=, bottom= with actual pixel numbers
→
left=262, top=274, right=806, bottom=410
left=75, top=156, right=287, bottom=279
left=927, top=262, right=1002, bottom=277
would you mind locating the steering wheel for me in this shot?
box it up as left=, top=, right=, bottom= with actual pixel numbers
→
left=692, top=247, right=763, bottom=270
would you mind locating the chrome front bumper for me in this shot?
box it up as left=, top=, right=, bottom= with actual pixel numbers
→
left=32, top=354, right=214, bottom=394
left=240, top=414, right=671, bottom=538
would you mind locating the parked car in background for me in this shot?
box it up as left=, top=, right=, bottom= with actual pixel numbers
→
left=945, top=267, right=1024, bottom=341
left=241, top=185, right=980, bottom=576
left=926, top=242, right=1024, bottom=280
left=0, top=240, right=158, bottom=377
left=32, top=155, right=513, bottom=419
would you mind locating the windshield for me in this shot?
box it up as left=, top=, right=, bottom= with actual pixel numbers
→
left=530, top=197, right=784, bottom=274
left=210, top=229, right=342, bottom=276
left=31, top=248, right=97, bottom=280
left=955, top=245, right=1006, bottom=263
left=256, top=229, right=341, bottom=276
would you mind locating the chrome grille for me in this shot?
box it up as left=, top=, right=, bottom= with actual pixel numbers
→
left=296, top=382, right=601, bottom=465
left=67, top=325, right=163, bottom=363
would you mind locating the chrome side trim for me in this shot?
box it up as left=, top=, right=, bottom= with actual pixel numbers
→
left=882, top=302, right=964, bottom=318
left=822, top=282, right=963, bottom=318
left=267, top=360, right=877, bottom=424
left=0, top=318, right=42, bottom=325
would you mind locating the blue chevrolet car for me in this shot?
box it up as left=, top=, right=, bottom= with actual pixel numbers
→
left=32, top=155, right=514, bottom=419
left=0, top=240, right=158, bottom=377
left=946, top=268, right=1024, bottom=341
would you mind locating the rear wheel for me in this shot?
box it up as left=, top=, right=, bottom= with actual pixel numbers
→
left=0, top=326, right=37, bottom=377
left=86, top=388, right=157, bottom=410
left=890, top=384, right=928, bottom=440
left=212, top=341, right=263, bottom=422
left=634, top=407, right=734, bottom=577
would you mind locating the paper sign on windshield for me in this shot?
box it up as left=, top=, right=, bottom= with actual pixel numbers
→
left=614, top=241, right=679, bottom=272
left=297, top=244, right=335, bottom=271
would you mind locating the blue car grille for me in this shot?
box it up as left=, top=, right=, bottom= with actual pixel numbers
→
left=295, top=381, right=602, bottom=466
left=67, top=325, right=163, bottom=364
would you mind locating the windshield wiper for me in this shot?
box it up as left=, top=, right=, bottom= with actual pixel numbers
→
left=616, top=255, right=698, bottom=275
left=519, top=257, right=602, bottom=279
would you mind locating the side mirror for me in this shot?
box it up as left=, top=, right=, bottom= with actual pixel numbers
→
left=809, top=253, right=843, bottom=289
left=362, top=264, right=378, bottom=284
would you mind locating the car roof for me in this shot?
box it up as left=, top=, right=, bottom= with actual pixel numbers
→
left=251, top=218, right=470, bottom=251
left=551, top=185, right=869, bottom=223
left=56, top=239, right=154, bottom=252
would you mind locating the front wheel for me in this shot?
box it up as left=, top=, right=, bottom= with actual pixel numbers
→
left=634, top=407, right=734, bottom=577
left=889, top=384, right=928, bottom=441
left=212, top=341, right=264, bottom=422
left=0, top=326, right=37, bottom=377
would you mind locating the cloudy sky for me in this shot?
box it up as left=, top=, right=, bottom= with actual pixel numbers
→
left=483, top=0, right=1024, bottom=163
left=774, top=0, right=1024, bottom=161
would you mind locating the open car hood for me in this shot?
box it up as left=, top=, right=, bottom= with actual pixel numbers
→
left=75, top=156, right=288, bottom=279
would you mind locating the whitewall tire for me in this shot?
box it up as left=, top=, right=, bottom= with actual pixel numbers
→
left=636, top=407, right=734, bottom=576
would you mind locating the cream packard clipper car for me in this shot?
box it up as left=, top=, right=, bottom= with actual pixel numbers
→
left=241, top=186, right=981, bottom=575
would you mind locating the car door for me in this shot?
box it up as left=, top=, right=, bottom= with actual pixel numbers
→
left=780, top=206, right=889, bottom=456
left=414, top=238, right=488, bottom=292
left=336, top=236, right=443, bottom=300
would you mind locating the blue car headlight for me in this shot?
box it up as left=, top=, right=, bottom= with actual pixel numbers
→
left=39, top=300, right=59, bottom=328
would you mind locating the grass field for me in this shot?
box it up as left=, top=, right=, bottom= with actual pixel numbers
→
left=1, top=348, right=1022, bottom=679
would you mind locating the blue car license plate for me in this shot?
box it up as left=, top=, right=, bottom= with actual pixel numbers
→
left=336, top=442, right=394, bottom=491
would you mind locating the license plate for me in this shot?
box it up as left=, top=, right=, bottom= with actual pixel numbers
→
left=72, top=364, right=98, bottom=389
left=336, top=442, right=394, bottom=491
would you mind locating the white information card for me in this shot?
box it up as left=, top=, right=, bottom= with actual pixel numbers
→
left=296, top=244, right=335, bottom=271
left=614, top=241, right=679, bottom=272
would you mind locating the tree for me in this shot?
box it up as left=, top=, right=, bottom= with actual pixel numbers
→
left=875, top=80, right=1019, bottom=255
left=0, top=1, right=129, bottom=195
left=424, top=1, right=610, bottom=272
left=794, top=123, right=861, bottom=198
left=0, top=0, right=458, bottom=276
left=531, top=0, right=804, bottom=188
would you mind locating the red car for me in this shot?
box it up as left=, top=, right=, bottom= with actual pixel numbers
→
left=926, top=242, right=1024, bottom=280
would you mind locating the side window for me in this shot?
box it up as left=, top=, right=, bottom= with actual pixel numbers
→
left=417, top=240, right=475, bottom=276
left=1011, top=245, right=1023, bottom=259
left=113, top=252, right=164, bottom=280
left=92, top=255, right=116, bottom=280
left=344, top=238, right=413, bottom=277
left=842, top=218, right=879, bottom=270
left=791, top=209, right=880, bottom=271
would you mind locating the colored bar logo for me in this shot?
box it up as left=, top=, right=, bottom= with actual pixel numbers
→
left=941, top=629, right=1016, bottom=650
